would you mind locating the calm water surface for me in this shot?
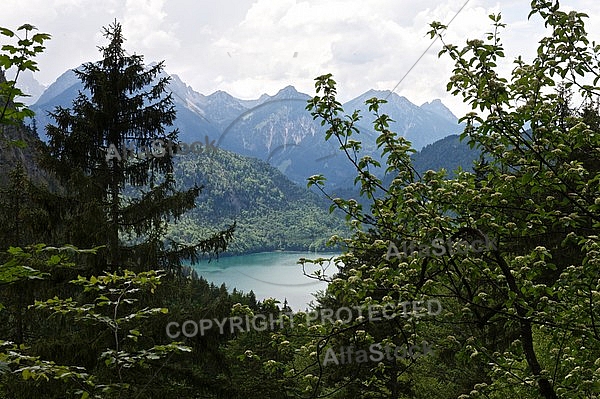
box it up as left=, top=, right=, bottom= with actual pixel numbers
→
left=189, top=251, right=340, bottom=311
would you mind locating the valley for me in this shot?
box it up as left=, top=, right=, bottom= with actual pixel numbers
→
left=24, top=68, right=476, bottom=256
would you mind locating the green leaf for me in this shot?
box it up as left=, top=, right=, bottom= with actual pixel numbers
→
left=21, top=368, right=31, bottom=380
left=0, top=28, right=14, bottom=37
left=17, top=24, right=36, bottom=31
left=7, top=140, right=28, bottom=149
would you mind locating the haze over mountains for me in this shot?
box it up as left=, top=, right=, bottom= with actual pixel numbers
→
left=5, top=66, right=479, bottom=254
left=7, top=69, right=46, bottom=105
left=29, top=66, right=464, bottom=188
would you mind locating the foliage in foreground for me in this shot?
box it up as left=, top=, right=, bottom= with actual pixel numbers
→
left=250, top=2, right=600, bottom=398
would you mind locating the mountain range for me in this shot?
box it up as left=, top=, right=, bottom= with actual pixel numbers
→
left=3, top=67, right=481, bottom=255
left=29, top=67, right=464, bottom=188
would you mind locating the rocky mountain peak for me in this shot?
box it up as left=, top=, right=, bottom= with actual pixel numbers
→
left=420, top=99, right=458, bottom=122
left=272, top=85, right=309, bottom=100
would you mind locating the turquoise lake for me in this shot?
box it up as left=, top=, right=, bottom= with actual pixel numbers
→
left=188, top=251, right=340, bottom=311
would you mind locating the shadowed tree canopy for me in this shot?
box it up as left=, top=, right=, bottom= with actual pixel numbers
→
left=42, top=21, right=234, bottom=273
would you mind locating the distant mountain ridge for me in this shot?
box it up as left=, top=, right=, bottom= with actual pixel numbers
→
left=3, top=68, right=480, bottom=257
left=420, top=99, right=459, bottom=122
left=30, top=66, right=463, bottom=188
left=344, top=89, right=461, bottom=150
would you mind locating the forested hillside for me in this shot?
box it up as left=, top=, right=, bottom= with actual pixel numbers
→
left=411, top=134, right=479, bottom=176
left=168, top=148, right=347, bottom=254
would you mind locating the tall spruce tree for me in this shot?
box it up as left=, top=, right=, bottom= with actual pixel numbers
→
left=43, top=21, right=234, bottom=273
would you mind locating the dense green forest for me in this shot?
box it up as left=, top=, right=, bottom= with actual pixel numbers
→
left=169, top=149, right=347, bottom=254
left=0, top=1, right=599, bottom=398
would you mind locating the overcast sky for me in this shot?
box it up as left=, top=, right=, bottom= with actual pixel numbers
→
left=1, top=0, right=599, bottom=116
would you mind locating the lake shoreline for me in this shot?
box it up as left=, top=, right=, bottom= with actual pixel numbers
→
left=192, top=248, right=342, bottom=263
left=186, top=251, right=342, bottom=310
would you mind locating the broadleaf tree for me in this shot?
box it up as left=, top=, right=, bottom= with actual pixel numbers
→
left=253, top=2, right=600, bottom=398
left=0, top=24, right=50, bottom=133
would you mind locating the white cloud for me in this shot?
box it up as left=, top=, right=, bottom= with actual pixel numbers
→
left=1, top=0, right=599, bottom=117
left=123, top=0, right=180, bottom=51
left=177, top=0, right=506, bottom=115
